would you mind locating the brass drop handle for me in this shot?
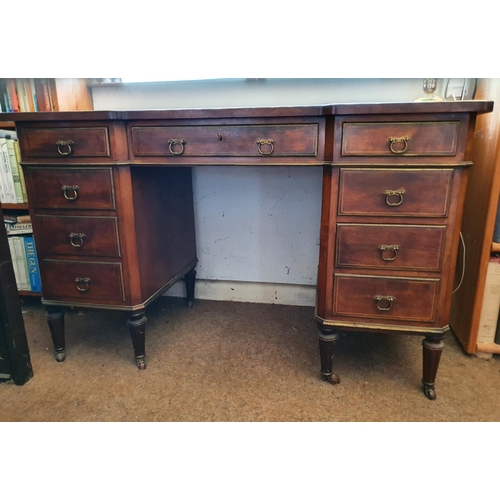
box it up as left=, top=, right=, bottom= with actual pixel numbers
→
left=388, top=136, right=409, bottom=154
left=62, top=185, right=79, bottom=200
left=256, top=139, right=275, bottom=155
left=168, top=139, right=186, bottom=155
left=75, top=277, right=91, bottom=292
left=378, top=244, right=400, bottom=261
left=383, top=189, right=406, bottom=206
left=69, top=232, right=86, bottom=248
left=374, top=295, right=396, bottom=311
left=56, top=140, right=74, bottom=156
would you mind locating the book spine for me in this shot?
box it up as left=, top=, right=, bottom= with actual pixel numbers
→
left=13, top=141, right=28, bottom=203
left=7, top=222, right=33, bottom=234
left=15, top=79, right=27, bottom=112
left=23, top=236, right=41, bottom=292
left=6, top=79, right=20, bottom=112
left=24, top=79, right=35, bottom=112
left=34, top=79, right=52, bottom=112
left=477, top=256, right=500, bottom=344
left=6, top=139, right=24, bottom=203
left=0, top=138, right=16, bottom=202
left=29, top=78, right=38, bottom=112
left=12, top=236, right=29, bottom=290
left=7, top=237, right=22, bottom=290
left=3, top=84, right=12, bottom=112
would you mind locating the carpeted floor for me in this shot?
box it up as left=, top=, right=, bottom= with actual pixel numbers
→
left=1, top=296, right=499, bottom=422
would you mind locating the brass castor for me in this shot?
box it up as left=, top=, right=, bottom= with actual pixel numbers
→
left=187, top=299, right=194, bottom=309
left=55, top=350, right=66, bottom=362
left=322, top=373, right=341, bottom=385
left=136, top=357, right=147, bottom=370
left=423, top=385, right=436, bottom=400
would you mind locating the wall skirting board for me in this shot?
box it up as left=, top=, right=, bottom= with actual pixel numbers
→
left=163, top=279, right=317, bottom=307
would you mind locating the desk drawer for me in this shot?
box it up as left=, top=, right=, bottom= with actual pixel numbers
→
left=336, top=224, right=446, bottom=271
left=41, top=260, right=125, bottom=302
left=333, top=274, right=439, bottom=322
left=35, top=215, right=120, bottom=258
left=338, top=168, right=453, bottom=217
left=340, top=120, right=461, bottom=158
left=27, top=167, right=115, bottom=210
left=18, top=126, right=111, bottom=159
left=130, top=124, right=319, bottom=158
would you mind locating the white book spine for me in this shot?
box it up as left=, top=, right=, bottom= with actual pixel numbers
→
left=0, top=138, right=15, bottom=203
left=12, top=237, right=29, bottom=290
left=8, top=237, right=21, bottom=289
left=477, top=257, right=500, bottom=343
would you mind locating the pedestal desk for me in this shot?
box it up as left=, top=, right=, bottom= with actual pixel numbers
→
left=3, top=100, right=493, bottom=399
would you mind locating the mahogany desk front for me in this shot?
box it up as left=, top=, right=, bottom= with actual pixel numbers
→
left=3, top=100, right=493, bottom=399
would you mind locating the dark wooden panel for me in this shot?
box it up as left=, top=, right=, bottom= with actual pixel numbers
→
left=341, top=121, right=461, bottom=157
left=333, top=273, right=440, bottom=322
left=26, top=167, right=115, bottom=210
left=130, top=167, right=197, bottom=301
left=35, top=215, right=120, bottom=258
left=130, top=124, right=319, bottom=158
left=41, top=260, right=125, bottom=302
left=338, top=168, right=453, bottom=217
left=335, top=223, right=446, bottom=271
left=19, top=127, right=110, bottom=158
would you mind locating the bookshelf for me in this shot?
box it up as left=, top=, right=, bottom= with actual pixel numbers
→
left=449, top=78, right=500, bottom=356
left=0, top=78, right=93, bottom=296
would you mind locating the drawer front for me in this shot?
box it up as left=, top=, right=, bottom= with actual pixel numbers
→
left=130, top=124, right=319, bottom=158
left=333, top=274, right=439, bottom=322
left=341, top=121, right=461, bottom=158
left=19, top=127, right=111, bottom=159
left=336, top=224, right=446, bottom=271
left=338, top=168, right=453, bottom=217
left=41, top=260, right=125, bottom=302
left=35, top=215, right=120, bottom=258
left=27, top=168, right=115, bottom=210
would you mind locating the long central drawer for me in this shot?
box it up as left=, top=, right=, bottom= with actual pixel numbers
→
left=130, top=123, right=319, bottom=158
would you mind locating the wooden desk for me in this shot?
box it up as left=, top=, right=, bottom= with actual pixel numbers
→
left=2, top=101, right=493, bottom=399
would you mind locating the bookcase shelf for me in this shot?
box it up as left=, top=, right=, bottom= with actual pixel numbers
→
left=2, top=203, right=28, bottom=210
left=1, top=78, right=93, bottom=298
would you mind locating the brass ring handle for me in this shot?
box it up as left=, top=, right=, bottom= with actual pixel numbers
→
left=378, top=244, right=400, bottom=261
left=374, top=295, right=396, bottom=311
left=56, top=140, right=74, bottom=156
left=75, top=277, right=91, bottom=292
left=256, top=139, right=275, bottom=155
left=69, top=232, right=86, bottom=248
left=388, top=136, right=409, bottom=154
left=383, top=189, right=406, bottom=206
left=168, top=139, right=186, bottom=155
left=62, top=185, right=79, bottom=200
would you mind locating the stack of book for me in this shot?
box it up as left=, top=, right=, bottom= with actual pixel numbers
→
left=0, top=78, right=54, bottom=113
left=0, top=133, right=28, bottom=204
left=4, top=213, right=40, bottom=292
left=7, top=233, right=41, bottom=293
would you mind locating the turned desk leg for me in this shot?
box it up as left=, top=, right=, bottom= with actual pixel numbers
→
left=46, top=307, right=66, bottom=362
left=184, top=268, right=196, bottom=308
left=128, top=310, right=147, bottom=370
left=317, top=326, right=340, bottom=385
left=422, top=334, right=445, bottom=401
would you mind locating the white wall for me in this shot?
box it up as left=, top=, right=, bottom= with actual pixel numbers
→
left=91, top=78, right=428, bottom=305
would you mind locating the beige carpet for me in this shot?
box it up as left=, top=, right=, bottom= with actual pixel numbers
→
left=1, top=296, right=499, bottom=422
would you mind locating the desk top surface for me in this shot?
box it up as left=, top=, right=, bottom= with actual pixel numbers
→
left=0, top=101, right=494, bottom=122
